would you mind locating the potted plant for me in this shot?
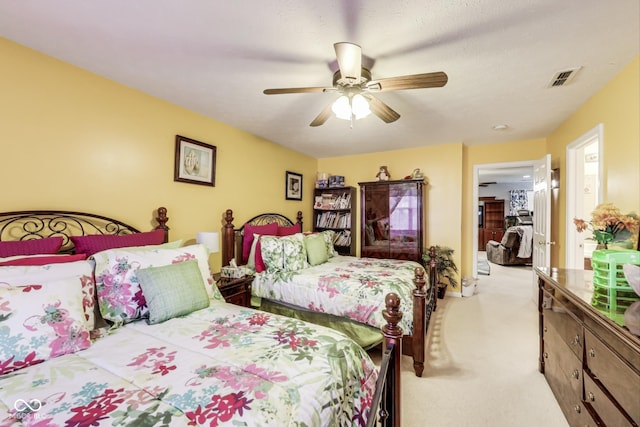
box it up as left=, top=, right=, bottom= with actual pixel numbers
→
left=423, top=245, right=459, bottom=299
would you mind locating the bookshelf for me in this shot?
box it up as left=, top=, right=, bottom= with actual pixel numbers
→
left=313, top=186, right=357, bottom=256
left=478, top=197, right=505, bottom=249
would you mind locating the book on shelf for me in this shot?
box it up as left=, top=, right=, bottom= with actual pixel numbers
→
left=332, top=230, right=351, bottom=246
left=314, top=192, right=351, bottom=210
left=316, top=211, right=351, bottom=228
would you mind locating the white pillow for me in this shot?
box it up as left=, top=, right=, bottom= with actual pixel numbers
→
left=0, top=276, right=91, bottom=375
left=0, top=260, right=96, bottom=329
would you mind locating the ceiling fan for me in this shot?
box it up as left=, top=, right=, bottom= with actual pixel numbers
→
left=263, top=42, right=448, bottom=127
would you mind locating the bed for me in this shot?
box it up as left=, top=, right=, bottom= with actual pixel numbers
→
left=0, top=207, right=403, bottom=426
left=221, top=209, right=438, bottom=378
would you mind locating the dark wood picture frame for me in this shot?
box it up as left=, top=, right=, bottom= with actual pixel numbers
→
left=174, top=135, right=216, bottom=186
left=285, top=171, right=303, bottom=201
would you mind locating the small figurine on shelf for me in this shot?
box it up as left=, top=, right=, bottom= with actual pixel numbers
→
left=376, top=166, right=390, bottom=181
left=412, top=168, right=424, bottom=179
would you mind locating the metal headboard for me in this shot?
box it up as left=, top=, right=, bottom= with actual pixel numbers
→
left=0, top=208, right=168, bottom=254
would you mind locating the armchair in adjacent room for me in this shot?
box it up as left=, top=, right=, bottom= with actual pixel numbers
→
left=486, top=225, right=533, bottom=266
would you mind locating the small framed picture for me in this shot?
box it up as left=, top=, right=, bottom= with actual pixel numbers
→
left=174, top=135, right=216, bottom=186
left=285, top=171, right=303, bottom=201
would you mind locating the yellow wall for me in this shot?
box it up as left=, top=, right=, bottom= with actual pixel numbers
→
left=547, top=55, right=640, bottom=266
left=319, top=143, right=464, bottom=288
left=0, top=37, right=316, bottom=273
left=2, top=36, right=638, bottom=280
left=320, top=139, right=549, bottom=291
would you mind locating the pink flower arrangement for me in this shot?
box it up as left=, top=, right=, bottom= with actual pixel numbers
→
left=574, top=203, right=639, bottom=248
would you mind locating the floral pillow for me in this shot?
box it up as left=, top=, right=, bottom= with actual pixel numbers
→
left=94, top=244, right=223, bottom=326
left=259, top=234, right=309, bottom=273
left=0, top=261, right=97, bottom=330
left=281, top=233, right=309, bottom=271
left=0, top=277, right=91, bottom=375
left=320, top=230, right=339, bottom=258
left=259, top=236, right=284, bottom=273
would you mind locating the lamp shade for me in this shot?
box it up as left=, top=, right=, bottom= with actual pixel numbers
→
left=196, top=231, right=219, bottom=253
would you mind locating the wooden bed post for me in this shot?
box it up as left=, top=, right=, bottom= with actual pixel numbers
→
left=296, top=210, right=303, bottom=229
left=155, top=207, right=169, bottom=243
left=381, top=293, right=403, bottom=427
left=427, top=246, right=439, bottom=312
left=411, top=267, right=426, bottom=377
left=222, top=209, right=235, bottom=267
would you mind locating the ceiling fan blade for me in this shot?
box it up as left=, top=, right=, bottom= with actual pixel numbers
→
left=309, top=101, right=334, bottom=127
left=264, top=87, right=328, bottom=95
left=334, top=42, right=362, bottom=82
left=363, top=94, right=400, bottom=123
left=367, top=71, right=448, bottom=92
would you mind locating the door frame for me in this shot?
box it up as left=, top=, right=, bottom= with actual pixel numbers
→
left=566, top=124, right=603, bottom=269
left=472, top=160, right=536, bottom=277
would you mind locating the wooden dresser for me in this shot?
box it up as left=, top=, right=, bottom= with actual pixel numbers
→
left=536, top=268, right=640, bottom=426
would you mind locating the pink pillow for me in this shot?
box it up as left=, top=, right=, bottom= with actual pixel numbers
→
left=70, top=229, right=165, bottom=257
left=0, top=254, right=87, bottom=266
left=0, top=237, right=63, bottom=258
left=254, top=239, right=266, bottom=273
left=242, top=223, right=278, bottom=263
left=277, top=223, right=302, bottom=236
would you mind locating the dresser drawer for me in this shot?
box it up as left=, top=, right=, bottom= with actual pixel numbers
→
left=584, top=372, right=634, bottom=426
left=543, top=294, right=584, bottom=360
left=544, top=326, right=587, bottom=425
left=584, top=328, right=640, bottom=423
left=544, top=348, right=593, bottom=426
left=544, top=325, right=583, bottom=395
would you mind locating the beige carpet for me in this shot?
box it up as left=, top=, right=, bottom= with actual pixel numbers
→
left=369, top=252, right=569, bottom=426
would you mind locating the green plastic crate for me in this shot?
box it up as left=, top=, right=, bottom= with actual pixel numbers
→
left=590, top=249, right=640, bottom=325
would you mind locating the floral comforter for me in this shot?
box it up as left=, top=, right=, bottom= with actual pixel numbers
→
left=0, top=302, right=377, bottom=426
left=252, top=256, right=425, bottom=336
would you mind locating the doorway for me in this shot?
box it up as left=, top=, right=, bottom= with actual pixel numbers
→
left=566, top=124, right=603, bottom=269
left=473, top=161, right=535, bottom=279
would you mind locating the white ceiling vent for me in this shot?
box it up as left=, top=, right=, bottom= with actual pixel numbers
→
left=548, top=67, right=582, bottom=87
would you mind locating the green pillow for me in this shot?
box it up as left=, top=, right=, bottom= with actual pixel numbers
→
left=137, top=260, right=210, bottom=324
left=305, top=233, right=329, bottom=266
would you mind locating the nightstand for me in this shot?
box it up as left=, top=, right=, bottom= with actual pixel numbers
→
left=214, top=274, right=253, bottom=307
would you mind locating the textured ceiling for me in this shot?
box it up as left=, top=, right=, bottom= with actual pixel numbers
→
left=0, top=1, right=638, bottom=158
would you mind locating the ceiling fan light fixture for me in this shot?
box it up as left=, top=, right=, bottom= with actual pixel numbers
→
left=332, top=95, right=352, bottom=120
left=331, top=94, right=371, bottom=121
left=263, top=42, right=447, bottom=127
left=351, top=94, right=371, bottom=119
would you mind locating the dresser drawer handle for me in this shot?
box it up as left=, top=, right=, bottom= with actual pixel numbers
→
left=573, top=335, right=580, bottom=345
left=574, top=404, right=581, bottom=414
left=587, top=391, right=595, bottom=402
left=544, top=326, right=547, bottom=333
left=589, top=348, right=596, bottom=358
left=543, top=352, right=548, bottom=359
left=572, top=369, right=580, bottom=379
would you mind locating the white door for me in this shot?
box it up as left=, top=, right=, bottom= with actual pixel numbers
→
left=532, top=154, right=551, bottom=302
left=566, top=125, right=603, bottom=269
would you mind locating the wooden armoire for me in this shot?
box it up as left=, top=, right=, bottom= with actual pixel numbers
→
left=358, top=179, right=424, bottom=263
